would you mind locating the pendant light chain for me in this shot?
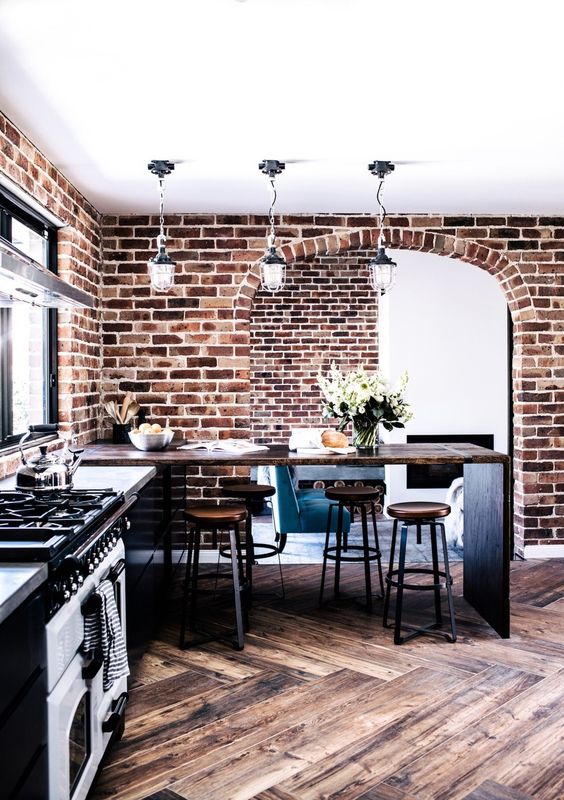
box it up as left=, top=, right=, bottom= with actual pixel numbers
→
left=158, top=176, right=166, bottom=246
left=267, top=176, right=278, bottom=248
left=377, top=178, right=386, bottom=249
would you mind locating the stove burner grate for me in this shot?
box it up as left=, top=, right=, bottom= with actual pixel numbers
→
left=0, top=492, right=34, bottom=507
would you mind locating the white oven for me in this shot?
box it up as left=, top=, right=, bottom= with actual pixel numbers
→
left=47, top=536, right=128, bottom=800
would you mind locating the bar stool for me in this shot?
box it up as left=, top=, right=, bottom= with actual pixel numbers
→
left=319, top=486, right=385, bottom=612
left=179, top=504, right=248, bottom=651
left=220, top=483, right=283, bottom=600
left=383, top=501, right=456, bottom=645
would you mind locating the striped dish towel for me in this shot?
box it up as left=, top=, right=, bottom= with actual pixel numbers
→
left=83, top=579, right=129, bottom=691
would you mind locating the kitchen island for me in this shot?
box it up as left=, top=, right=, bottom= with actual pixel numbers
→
left=82, top=442, right=512, bottom=638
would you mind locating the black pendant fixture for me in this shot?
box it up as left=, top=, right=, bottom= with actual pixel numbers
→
left=147, top=159, right=176, bottom=292
left=258, top=159, right=287, bottom=293
left=367, top=160, right=397, bottom=296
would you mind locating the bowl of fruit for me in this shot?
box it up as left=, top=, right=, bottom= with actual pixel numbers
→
left=128, top=422, right=174, bottom=451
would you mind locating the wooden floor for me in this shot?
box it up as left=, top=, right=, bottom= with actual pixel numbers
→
left=90, top=559, right=564, bottom=800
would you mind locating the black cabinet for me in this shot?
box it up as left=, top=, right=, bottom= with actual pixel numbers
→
left=124, top=470, right=175, bottom=668
left=0, top=587, right=47, bottom=800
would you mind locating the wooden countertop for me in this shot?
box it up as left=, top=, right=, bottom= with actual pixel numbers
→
left=81, top=441, right=510, bottom=467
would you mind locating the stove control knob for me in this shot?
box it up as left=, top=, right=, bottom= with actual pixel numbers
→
left=88, top=561, right=95, bottom=574
left=125, top=519, right=131, bottom=531
left=103, top=546, right=109, bottom=556
left=93, top=556, right=100, bottom=568
left=70, top=582, right=78, bottom=595
left=77, top=575, right=84, bottom=587
left=111, top=536, right=117, bottom=546
left=63, top=589, right=71, bottom=603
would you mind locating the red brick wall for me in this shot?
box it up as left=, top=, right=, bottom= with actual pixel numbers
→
left=101, top=213, right=563, bottom=554
left=0, top=112, right=102, bottom=476
left=250, top=251, right=378, bottom=444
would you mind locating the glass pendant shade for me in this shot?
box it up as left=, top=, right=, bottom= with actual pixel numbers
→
left=368, top=247, right=397, bottom=294
left=148, top=244, right=176, bottom=292
left=260, top=247, right=286, bottom=292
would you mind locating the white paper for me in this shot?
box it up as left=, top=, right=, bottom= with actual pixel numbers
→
left=178, top=439, right=269, bottom=454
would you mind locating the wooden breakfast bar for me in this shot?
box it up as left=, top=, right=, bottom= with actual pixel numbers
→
left=82, top=442, right=512, bottom=638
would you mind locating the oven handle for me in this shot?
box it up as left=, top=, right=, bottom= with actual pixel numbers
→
left=82, top=654, right=103, bottom=680
left=81, top=559, right=126, bottom=618
left=102, top=692, right=128, bottom=733
left=106, top=559, right=125, bottom=584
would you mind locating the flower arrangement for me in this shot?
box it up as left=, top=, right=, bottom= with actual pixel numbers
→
left=317, top=363, right=413, bottom=449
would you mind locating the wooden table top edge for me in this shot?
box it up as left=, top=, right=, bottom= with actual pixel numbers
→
left=81, top=441, right=510, bottom=467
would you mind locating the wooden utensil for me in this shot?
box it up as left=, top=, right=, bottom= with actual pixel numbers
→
left=120, top=392, right=133, bottom=424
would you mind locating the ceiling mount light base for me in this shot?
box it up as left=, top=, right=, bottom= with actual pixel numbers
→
left=259, top=160, right=286, bottom=177
left=368, top=160, right=395, bottom=179
left=147, top=160, right=176, bottom=179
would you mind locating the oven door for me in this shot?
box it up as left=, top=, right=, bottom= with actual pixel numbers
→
left=47, top=650, right=101, bottom=800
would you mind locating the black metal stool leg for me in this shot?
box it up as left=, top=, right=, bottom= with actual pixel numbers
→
left=189, top=526, right=201, bottom=631
left=179, top=525, right=195, bottom=648
left=334, top=502, right=344, bottom=598
left=244, top=501, right=254, bottom=601
left=319, top=502, right=334, bottom=606
left=394, top=522, right=409, bottom=645
left=430, top=522, right=443, bottom=628
left=383, top=519, right=398, bottom=628
left=439, top=521, right=457, bottom=642
left=370, top=500, right=385, bottom=597
left=233, top=520, right=249, bottom=632
left=359, top=502, right=373, bottom=613
left=229, top=523, right=245, bottom=650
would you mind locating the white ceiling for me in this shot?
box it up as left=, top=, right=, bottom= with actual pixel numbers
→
left=1, top=0, right=563, bottom=215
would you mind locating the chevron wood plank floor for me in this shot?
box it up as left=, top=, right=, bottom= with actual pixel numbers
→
left=90, top=559, right=564, bottom=800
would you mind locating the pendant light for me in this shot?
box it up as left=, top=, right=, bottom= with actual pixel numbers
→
left=367, top=160, right=397, bottom=295
left=147, top=159, right=176, bottom=292
left=258, top=159, right=286, bottom=293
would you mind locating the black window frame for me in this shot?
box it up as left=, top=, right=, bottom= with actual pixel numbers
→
left=0, top=188, right=58, bottom=449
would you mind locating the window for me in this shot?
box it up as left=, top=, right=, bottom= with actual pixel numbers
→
left=0, top=188, right=58, bottom=447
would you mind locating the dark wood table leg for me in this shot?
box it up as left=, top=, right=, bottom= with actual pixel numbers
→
left=463, top=462, right=510, bottom=638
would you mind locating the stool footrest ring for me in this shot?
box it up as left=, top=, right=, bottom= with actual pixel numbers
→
left=385, top=566, right=452, bottom=591
left=323, top=544, right=382, bottom=564
left=220, top=542, right=279, bottom=560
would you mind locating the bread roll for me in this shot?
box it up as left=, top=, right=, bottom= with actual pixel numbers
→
left=321, top=430, right=349, bottom=448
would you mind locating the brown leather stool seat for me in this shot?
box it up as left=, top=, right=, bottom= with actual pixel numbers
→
left=184, top=505, right=247, bottom=525
left=387, top=501, right=450, bottom=520
left=325, top=486, right=381, bottom=503
left=222, top=484, right=276, bottom=500
left=383, top=501, right=456, bottom=645
left=319, top=485, right=385, bottom=613
left=180, top=504, right=248, bottom=651
left=221, top=483, right=281, bottom=600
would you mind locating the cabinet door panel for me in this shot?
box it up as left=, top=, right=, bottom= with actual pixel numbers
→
left=0, top=590, right=46, bottom=720
left=0, top=668, right=46, bottom=797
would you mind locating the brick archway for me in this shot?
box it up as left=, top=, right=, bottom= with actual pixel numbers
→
left=236, top=227, right=532, bottom=553
left=234, top=227, right=533, bottom=323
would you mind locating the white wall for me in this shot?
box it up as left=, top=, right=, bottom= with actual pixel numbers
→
left=379, top=249, right=509, bottom=504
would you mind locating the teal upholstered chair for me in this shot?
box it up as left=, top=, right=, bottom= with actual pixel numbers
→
left=263, top=466, right=351, bottom=553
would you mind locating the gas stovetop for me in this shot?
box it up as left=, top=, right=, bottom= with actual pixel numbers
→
left=0, top=488, right=125, bottom=561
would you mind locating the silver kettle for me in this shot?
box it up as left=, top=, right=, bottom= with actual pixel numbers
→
left=16, top=424, right=84, bottom=494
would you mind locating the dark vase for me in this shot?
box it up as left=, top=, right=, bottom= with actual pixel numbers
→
left=112, top=422, right=132, bottom=444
